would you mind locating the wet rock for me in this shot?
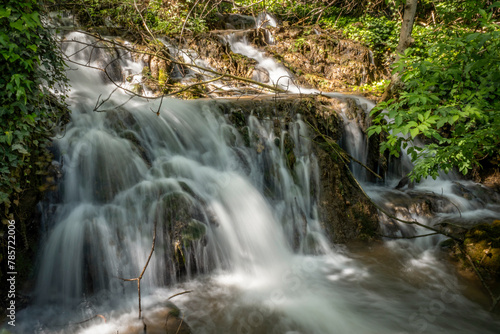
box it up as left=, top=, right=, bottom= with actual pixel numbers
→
left=453, top=181, right=500, bottom=205
left=207, top=96, right=380, bottom=243
left=181, top=219, right=207, bottom=243
left=187, top=33, right=257, bottom=83
left=283, top=132, right=296, bottom=169
left=395, top=175, right=414, bottom=190
left=315, top=141, right=380, bottom=243
left=160, top=301, right=192, bottom=334
left=214, top=13, right=256, bottom=30
left=252, top=66, right=270, bottom=83
left=77, top=37, right=123, bottom=83
left=160, top=193, right=208, bottom=278
left=262, top=27, right=385, bottom=93
left=124, top=301, right=192, bottom=334
left=252, top=67, right=270, bottom=83
left=133, top=44, right=172, bottom=93
left=450, top=220, right=500, bottom=282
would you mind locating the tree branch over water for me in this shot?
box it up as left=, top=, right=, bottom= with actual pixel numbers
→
left=60, top=30, right=286, bottom=109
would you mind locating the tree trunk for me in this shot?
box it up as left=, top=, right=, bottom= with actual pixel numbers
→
left=381, top=0, right=418, bottom=101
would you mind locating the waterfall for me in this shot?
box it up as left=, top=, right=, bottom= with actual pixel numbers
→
left=11, top=30, right=500, bottom=334
left=34, top=32, right=330, bottom=304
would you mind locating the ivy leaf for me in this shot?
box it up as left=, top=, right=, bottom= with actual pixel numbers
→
left=5, top=131, right=13, bottom=145
left=11, top=143, right=29, bottom=155
left=0, top=8, right=11, bottom=18
left=10, top=20, right=24, bottom=31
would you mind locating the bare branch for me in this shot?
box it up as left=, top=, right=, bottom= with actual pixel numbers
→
left=378, top=232, right=439, bottom=239
left=133, top=0, right=156, bottom=42
left=61, top=30, right=286, bottom=107
left=180, top=0, right=202, bottom=44
left=167, top=290, right=193, bottom=300
left=118, top=213, right=158, bottom=319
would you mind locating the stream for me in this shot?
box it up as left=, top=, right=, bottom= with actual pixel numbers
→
left=8, top=23, right=500, bottom=334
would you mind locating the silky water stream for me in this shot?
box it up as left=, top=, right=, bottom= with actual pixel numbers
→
left=10, top=32, right=500, bottom=334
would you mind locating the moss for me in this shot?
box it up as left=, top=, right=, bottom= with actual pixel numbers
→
left=181, top=219, right=207, bottom=244
left=165, top=301, right=181, bottom=317
left=283, top=133, right=296, bottom=169
left=158, top=68, right=168, bottom=86
left=456, top=220, right=500, bottom=280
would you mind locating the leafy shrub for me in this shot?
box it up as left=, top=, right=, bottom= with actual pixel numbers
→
left=0, top=0, right=68, bottom=216
left=368, top=13, right=500, bottom=181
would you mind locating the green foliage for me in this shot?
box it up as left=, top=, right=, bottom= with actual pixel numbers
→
left=69, top=0, right=141, bottom=28
left=433, top=0, right=500, bottom=25
left=322, top=14, right=400, bottom=59
left=147, top=0, right=208, bottom=35
left=368, top=14, right=500, bottom=181
left=230, top=1, right=341, bottom=24
left=62, top=0, right=209, bottom=35
left=352, top=79, right=390, bottom=96
left=0, top=0, right=68, bottom=216
left=321, top=12, right=438, bottom=65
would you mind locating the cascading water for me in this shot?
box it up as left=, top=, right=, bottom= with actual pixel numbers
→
left=224, top=33, right=309, bottom=93
left=10, top=28, right=500, bottom=334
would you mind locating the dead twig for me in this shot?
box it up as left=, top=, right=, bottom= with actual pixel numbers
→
left=118, top=214, right=158, bottom=319
left=167, top=290, right=193, bottom=301
left=379, top=232, right=439, bottom=239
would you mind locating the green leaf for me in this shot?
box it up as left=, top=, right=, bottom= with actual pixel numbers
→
left=5, top=131, right=13, bottom=146
left=424, top=110, right=431, bottom=120
left=11, top=143, right=29, bottom=155
left=0, top=8, right=11, bottom=18
left=410, top=128, right=419, bottom=139
left=395, top=115, right=403, bottom=126
left=10, top=20, right=24, bottom=31
left=436, top=118, right=447, bottom=128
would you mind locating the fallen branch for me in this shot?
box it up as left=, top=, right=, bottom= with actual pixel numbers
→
left=378, top=232, right=439, bottom=239
left=167, top=290, right=193, bottom=300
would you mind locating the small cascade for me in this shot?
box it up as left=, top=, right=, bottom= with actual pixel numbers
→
left=255, top=12, right=278, bottom=29
left=255, top=12, right=278, bottom=44
left=63, top=32, right=154, bottom=98
left=159, top=38, right=212, bottom=83
left=318, top=91, right=500, bottom=239
left=224, top=33, right=302, bottom=92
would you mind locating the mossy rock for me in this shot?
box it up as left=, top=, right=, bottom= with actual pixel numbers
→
left=181, top=219, right=207, bottom=243
left=283, top=132, right=296, bottom=169
left=461, top=220, right=500, bottom=279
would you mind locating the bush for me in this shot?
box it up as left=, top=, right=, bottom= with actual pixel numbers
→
left=368, top=12, right=500, bottom=181
left=0, top=0, right=68, bottom=216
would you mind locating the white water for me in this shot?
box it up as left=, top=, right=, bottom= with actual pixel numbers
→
left=8, top=32, right=500, bottom=334
left=225, top=33, right=313, bottom=94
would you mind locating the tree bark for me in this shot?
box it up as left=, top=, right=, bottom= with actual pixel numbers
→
left=381, top=0, right=418, bottom=101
